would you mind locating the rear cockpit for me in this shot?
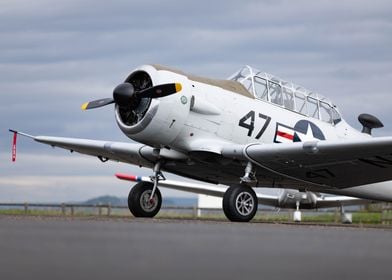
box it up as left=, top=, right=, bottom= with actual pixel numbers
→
left=229, top=66, right=341, bottom=125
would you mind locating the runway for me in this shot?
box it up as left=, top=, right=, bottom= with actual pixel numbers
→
left=0, top=216, right=391, bottom=280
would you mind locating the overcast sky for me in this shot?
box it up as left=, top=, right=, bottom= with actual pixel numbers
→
left=1, top=0, right=392, bottom=202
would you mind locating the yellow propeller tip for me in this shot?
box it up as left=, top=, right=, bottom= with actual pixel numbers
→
left=175, top=83, right=182, bottom=92
left=81, top=102, right=89, bottom=110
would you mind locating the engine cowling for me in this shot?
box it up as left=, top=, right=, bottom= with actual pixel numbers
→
left=115, top=65, right=191, bottom=147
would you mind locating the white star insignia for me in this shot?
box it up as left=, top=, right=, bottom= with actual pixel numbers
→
left=296, top=124, right=318, bottom=142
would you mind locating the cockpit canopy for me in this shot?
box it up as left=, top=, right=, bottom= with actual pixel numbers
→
left=229, top=66, right=341, bottom=124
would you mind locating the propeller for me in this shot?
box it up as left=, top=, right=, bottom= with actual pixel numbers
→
left=81, top=82, right=182, bottom=110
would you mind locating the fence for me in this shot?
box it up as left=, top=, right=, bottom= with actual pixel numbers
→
left=0, top=203, right=212, bottom=218
left=0, top=202, right=304, bottom=218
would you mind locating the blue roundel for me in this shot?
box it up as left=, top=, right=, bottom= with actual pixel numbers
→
left=293, top=120, right=325, bottom=142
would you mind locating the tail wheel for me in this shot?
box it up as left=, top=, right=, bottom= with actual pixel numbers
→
left=128, top=182, right=162, bottom=218
left=223, top=185, right=258, bottom=222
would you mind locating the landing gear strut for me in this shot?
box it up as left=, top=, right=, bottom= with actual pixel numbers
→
left=149, top=161, right=165, bottom=201
left=128, top=181, right=162, bottom=217
left=223, top=185, right=258, bottom=222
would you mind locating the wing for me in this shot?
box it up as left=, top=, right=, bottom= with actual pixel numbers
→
left=223, top=137, right=392, bottom=189
left=12, top=131, right=155, bottom=167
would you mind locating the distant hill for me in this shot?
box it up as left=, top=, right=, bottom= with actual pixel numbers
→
left=83, top=195, right=197, bottom=207
left=83, top=196, right=127, bottom=206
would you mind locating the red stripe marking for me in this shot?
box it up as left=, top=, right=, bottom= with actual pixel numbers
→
left=12, top=132, right=17, bottom=162
left=115, top=173, right=138, bottom=181
left=277, top=131, right=294, bottom=140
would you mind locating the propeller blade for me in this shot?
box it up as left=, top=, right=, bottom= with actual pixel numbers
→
left=138, top=83, right=182, bottom=98
left=81, top=98, right=114, bottom=110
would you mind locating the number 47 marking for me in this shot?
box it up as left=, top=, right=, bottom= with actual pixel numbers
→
left=238, top=111, right=271, bottom=139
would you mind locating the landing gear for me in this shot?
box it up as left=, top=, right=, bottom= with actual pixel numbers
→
left=128, top=160, right=165, bottom=218
left=223, top=185, right=258, bottom=222
left=128, top=182, right=162, bottom=217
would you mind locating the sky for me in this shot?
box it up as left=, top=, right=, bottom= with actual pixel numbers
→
left=1, top=0, right=392, bottom=202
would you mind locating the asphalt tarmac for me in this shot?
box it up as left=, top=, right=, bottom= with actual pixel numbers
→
left=0, top=216, right=391, bottom=280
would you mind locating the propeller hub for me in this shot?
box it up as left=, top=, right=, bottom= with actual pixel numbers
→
left=113, top=83, right=137, bottom=108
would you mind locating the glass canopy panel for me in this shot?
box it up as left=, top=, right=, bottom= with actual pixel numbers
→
left=307, top=97, right=319, bottom=119
left=254, top=77, right=268, bottom=101
left=295, top=92, right=307, bottom=115
left=268, top=81, right=282, bottom=106
left=282, top=87, right=294, bottom=110
left=320, top=102, right=333, bottom=123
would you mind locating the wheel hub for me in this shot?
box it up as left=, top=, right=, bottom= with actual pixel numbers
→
left=140, top=190, right=159, bottom=212
left=235, top=192, right=254, bottom=216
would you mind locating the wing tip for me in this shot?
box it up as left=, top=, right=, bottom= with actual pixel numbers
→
left=115, top=173, right=142, bottom=182
left=8, top=129, right=35, bottom=139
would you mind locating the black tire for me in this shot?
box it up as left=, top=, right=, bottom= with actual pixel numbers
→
left=128, top=182, right=162, bottom=218
left=222, top=185, right=258, bottom=222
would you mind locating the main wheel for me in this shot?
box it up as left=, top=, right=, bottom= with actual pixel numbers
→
left=128, top=182, right=162, bottom=218
left=222, top=185, right=258, bottom=222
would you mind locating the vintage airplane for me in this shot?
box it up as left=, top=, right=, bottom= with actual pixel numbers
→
left=10, top=64, right=392, bottom=222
